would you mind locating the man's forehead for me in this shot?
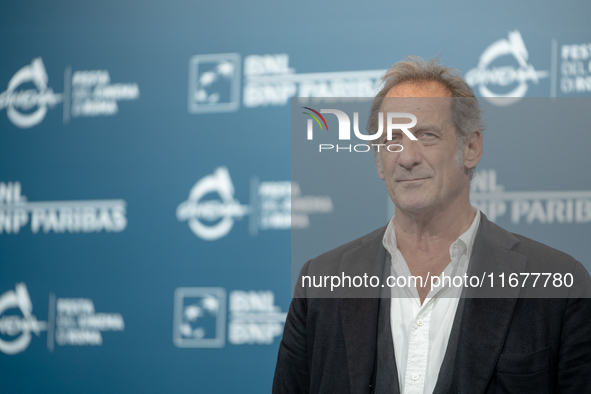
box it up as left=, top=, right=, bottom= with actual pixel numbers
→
left=380, top=82, right=452, bottom=119
left=384, top=81, right=450, bottom=98
left=379, top=97, right=448, bottom=112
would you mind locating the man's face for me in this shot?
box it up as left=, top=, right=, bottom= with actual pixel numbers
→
left=375, top=81, right=478, bottom=215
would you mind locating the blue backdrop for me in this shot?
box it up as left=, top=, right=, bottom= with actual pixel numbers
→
left=1, top=1, right=590, bottom=393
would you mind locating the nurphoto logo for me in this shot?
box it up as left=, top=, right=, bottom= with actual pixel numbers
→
left=303, top=107, right=415, bottom=153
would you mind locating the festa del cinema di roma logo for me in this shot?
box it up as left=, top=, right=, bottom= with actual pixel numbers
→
left=176, top=167, right=333, bottom=240
left=0, top=58, right=62, bottom=128
left=0, top=283, right=46, bottom=355
left=0, top=283, right=125, bottom=355
left=0, top=57, right=140, bottom=128
left=302, top=107, right=417, bottom=153
left=176, top=167, right=250, bottom=241
left=465, top=30, right=549, bottom=106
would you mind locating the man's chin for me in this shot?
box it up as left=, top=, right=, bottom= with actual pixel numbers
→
left=392, top=198, right=433, bottom=215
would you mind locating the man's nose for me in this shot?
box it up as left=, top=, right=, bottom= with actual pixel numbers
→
left=397, top=135, right=422, bottom=170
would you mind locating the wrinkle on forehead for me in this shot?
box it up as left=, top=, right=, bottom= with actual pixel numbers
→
left=385, top=81, right=451, bottom=98
left=380, top=98, right=447, bottom=114
left=380, top=81, right=452, bottom=122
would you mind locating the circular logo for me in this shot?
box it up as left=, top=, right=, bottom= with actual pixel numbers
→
left=0, top=58, right=62, bottom=128
left=0, top=283, right=46, bottom=355
left=176, top=167, right=250, bottom=241
left=465, top=31, right=549, bottom=106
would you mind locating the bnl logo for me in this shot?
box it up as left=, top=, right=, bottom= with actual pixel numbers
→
left=173, top=287, right=286, bottom=348
left=173, top=288, right=226, bottom=348
left=188, top=53, right=241, bottom=113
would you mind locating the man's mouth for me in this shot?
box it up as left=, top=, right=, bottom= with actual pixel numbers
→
left=397, top=177, right=429, bottom=182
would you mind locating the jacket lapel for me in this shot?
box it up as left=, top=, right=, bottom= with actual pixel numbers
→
left=375, top=294, right=401, bottom=394
left=431, top=296, right=466, bottom=394
left=452, top=214, right=527, bottom=394
left=337, top=214, right=527, bottom=394
left=341, top=297, right=381, bottom=394
left=340, top=227, right=389, bottom=394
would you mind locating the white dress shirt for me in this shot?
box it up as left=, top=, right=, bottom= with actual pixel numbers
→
left=382, top=208, right=481, bottom=394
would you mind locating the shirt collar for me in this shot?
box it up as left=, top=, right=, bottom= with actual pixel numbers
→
left=382, top=206, right=481, bottom=263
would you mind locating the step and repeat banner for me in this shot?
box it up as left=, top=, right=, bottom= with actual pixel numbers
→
left=1, top=1, right=590, bottom=393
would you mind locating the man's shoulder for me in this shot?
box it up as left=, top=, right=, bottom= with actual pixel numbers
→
left=481, top=214, right=583, bottom=272
left=295, top=225, right=388, bottom=298
left=512, top=232, right=575, bottom=261
left=511, top=231, right=582, bottom=271
left=301, top=225, right=387, bottom=272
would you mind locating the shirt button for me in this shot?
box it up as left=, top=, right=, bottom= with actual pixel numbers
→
left=417, top=319, right=424, bottom=327
left=412, top=373, right=419, bottom=381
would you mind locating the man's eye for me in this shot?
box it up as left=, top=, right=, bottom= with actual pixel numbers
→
left=420, top=132, right=436, bottom=139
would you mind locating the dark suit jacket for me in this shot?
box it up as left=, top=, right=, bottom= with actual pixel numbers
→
left=273, top=213, right=591, bottom=394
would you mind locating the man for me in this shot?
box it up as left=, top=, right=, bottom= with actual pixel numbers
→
left=273, top=56, right=591, bottom=394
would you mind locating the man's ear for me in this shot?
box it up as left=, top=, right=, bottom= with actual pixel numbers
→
left=463, top=130, right=483, bottom=170
left=374, top=149, right=385, bottom=180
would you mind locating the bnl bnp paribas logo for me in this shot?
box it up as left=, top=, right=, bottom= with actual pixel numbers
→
left=0, top=283, right=124, bottom=355
left=465, top=30, right=549, bottom=106
left=176, top=167, right=333, bottom=241
left=470, top=169, right=591, bottom=224
left=0, top=181, right=127, bottom=234
left=173, top=287, right=287, bottom=348
left=384, top=169, right=591, bottom=225
left=188, top=52, right=386, bottom=113
left=0, top=57, right=140, bottom=128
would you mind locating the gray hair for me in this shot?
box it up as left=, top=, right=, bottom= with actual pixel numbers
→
left=368, top=56, right=484, bottom=179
